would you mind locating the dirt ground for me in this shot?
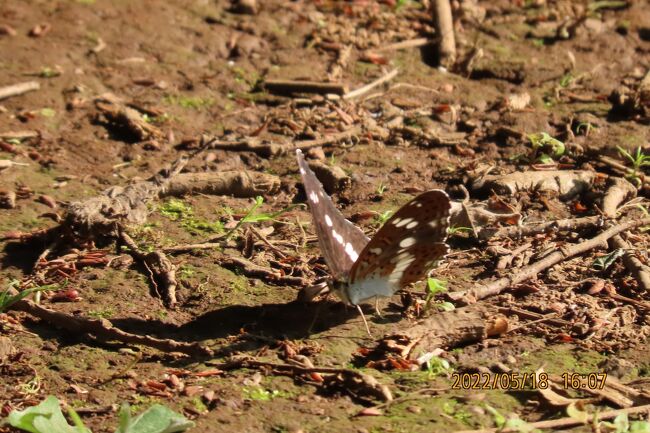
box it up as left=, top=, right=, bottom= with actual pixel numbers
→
left=1, top=0, right=650, bottom=432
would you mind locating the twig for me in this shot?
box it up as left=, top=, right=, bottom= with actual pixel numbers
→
left=0, top=130, right=39, bottom=140
left=163, top=242, right=221, bottom=253
left=453, top=403, right=650, bottom=433
left=450, top=218, right=650, bottom=304
left=206, top=124, right=364, bottom=157
left=373, top=37, right=433, bottom=52
left=430, top=0, right=456, bottom=68
left=8, top=288, right=212, bottom=357
left=610, top=235, right=650, bottom=292
left=343, top=68, right=399, bottom=100
left=477, top=215, right=605, bottom=241
left=498, top=307, right=572, bottom=328
left=263, top=79, right=348, bottom=96
left=217, top=256, right=306, bottom=286
left=495, top=242, right=532, bottom=270
left=249, top=226, right=287, bottom=258
left=119, top=230, right=178, bottom=308
left=0, top=81, right=40, bottom=100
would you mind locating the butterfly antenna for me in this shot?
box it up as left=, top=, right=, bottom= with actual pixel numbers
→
left=356, top=305, right=372, bottom=337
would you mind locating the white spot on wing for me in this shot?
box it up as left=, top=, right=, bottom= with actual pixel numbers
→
left=325, top=214, right=333, bottom=227
left=390, top=251, right=412, bottom=263
left=406, top=220, right=419, bottom=229
left=428, top=221, right=438, bottom=229
left=390, top=218, right=402, bottom=226
left=332, top=229, right=344, bottom=245
left=395, top=218, right=414, bottom=228
left=369, top=247, right=383, bottom=255
left=345, top=243, right=359, bottom=262
left=399, top=237, right=416, bottom=248
left=309, top=191, right=319, bottom=203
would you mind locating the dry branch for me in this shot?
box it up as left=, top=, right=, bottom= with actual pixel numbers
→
left=217, top=256, right=306, bottom=286
left=450, top=218, right=650, bottom=305
left=94, top=94, right=161, bottom=141
left=263, top=79, right=348, bottom=96
left=9, top=289, right=212, bottom=357
left=373, top=305, right=507, bottom=359
left=0, top=81, right=40, bottom=100
left=65, top=155, right=189, bottom=237
left=477, top=215, right=605, bottom=241
left=119, top=230, right=178, bottom=308
left=610, top=234, right=650, bottom=292
left=164, top=171, right=280, bottom=198
left=206, top=124, right=364, bottom=157
left=430, top=0, right=456, bottom=68
left=601, top=177, right=637, bottom=217
left=472, top=170, right=596, bottom=200
left=306, top=160, right=351, bottom=194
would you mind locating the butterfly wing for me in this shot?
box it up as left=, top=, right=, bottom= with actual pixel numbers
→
left=346, top=190, right=451, bottom=305
left=296, top=149, right=370, bottom=281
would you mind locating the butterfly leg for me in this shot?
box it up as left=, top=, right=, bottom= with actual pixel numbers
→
left=306, top=302, right=322, bottom=335
left=356, top=305, right=372, bottom=337
left=374, top=297, right=383, bottom=317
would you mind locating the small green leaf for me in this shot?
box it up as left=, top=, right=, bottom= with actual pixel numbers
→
left=115, top=403, right=194, bottom=433
left=630, top=420, right=650, bottom=433
left=592, top=248, right=625, bottom=270
left=40, top=108, right=56, bottom=118
left=6, top=396, right=91, bottom=433
left=427, top=278, right=447, bottom=295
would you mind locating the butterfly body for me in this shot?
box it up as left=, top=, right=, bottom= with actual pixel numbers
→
left=297, top=150, right=450, bottom=307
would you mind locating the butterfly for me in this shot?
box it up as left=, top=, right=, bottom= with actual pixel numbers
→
left=296, top=149, right=451, bottom=330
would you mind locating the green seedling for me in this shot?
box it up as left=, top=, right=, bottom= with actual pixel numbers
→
left=425, top=356, right=451, bottom=378
left=142, top=113, right=169, bottom=125
left=447, top=226, right=473, bottom=235
left=375, top=182, right=387, bottom=196
left=424, top=277, right=453, bottom=311
left=527, top=132, right=565, bottom=163
left=40, top=108, right=56, bottom=118
left=559, top=73, right=574, bottom=88
left=374, top=210, right=393, bottom=226
left=39, top=67, right=61, bottom=78
left=617, top=146, right=650, bottom=187
left=575, top=122, right=595, bottom=136
left=243, top=387, right=282, bottom=401
left=224, top=196, right=303, bottom=240
left=0, top=281, right=56, bottom=313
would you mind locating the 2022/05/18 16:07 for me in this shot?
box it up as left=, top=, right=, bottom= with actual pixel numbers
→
left=451, top=372, right=549, bottom=390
